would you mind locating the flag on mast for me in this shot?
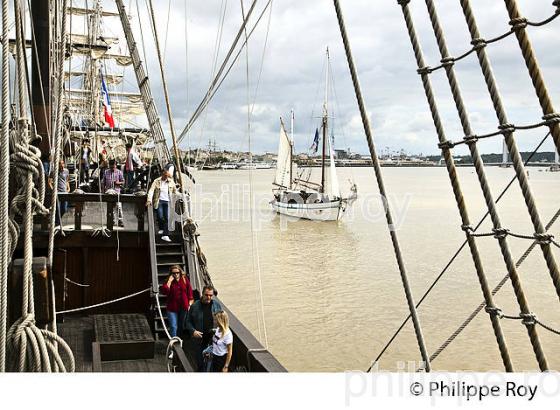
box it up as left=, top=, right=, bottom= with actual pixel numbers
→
left=310, top=128, right=319, bottom=153
left=101, top=73, right=115, bottom=128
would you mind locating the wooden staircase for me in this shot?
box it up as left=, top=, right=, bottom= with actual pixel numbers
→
left=147, top=208, right=189, bottom=338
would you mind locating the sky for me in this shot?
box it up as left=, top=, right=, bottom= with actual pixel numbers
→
left=100, top=0, right=560, bottom=156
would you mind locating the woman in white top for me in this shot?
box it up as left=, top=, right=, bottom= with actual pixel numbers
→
left=211, top=311, right=233, bottom=372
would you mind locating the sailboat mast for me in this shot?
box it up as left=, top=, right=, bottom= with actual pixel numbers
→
left=290, top=109, right=294, bottom=189
left=321, top=48, right=329, bottom=193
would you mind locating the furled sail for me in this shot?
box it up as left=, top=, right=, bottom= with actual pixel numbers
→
left=65, top=71, right=123, bottom=85
left=274, top=121, right=292, bottom=189
left=68, top=6, right=120, bottom=17
left=70, top=33, right=119, bottom=46
left=70, top=45, right=133, bottom=65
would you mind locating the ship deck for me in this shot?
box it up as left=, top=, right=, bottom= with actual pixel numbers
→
left=58, top=315, right=184, bottom=372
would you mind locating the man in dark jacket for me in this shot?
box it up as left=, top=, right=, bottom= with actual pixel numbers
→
left=185, top=285, right=222, bottom=371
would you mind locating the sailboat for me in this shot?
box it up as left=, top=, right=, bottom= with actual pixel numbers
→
left=271, top=49, right=357, bottom=221
left=551, top=150, right=560, bottom=172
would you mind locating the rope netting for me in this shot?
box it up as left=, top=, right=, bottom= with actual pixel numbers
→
left=362, top=0, right=560, bottom=372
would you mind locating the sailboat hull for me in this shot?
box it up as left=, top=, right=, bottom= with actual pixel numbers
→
left=271, top=197, right=344, bottom=221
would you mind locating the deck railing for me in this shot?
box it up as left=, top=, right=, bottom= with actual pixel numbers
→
left=56, top=192, right=147, bottom=231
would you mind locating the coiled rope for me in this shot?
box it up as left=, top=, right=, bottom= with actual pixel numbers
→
left=5, top=0, right=74, bottom=372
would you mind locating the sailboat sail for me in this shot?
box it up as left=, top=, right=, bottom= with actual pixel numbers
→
left=274, top=122, right=292, bottom=188
left=323, top=133, right=340, bottom=198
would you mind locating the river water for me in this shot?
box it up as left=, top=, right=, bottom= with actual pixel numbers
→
left=188, top=166, right=560, bottom=372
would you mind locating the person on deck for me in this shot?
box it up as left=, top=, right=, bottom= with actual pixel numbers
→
left=48, top=159, right=70, bottom=226
left=185, top=285, right=222, bottom=372
left=124, top=143, right=141, bottom=190
left=161, top=265, right=194, bottom=338
left=146, top=164, right=178, bottom=242
left=211, top=311, right=233, bottom=372
left=101, top=159, right=125, bottom=227
left=80, top=140, right=92, bottom=184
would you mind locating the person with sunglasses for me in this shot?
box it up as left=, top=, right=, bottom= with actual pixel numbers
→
left=161, top=265, right=194, bottom=338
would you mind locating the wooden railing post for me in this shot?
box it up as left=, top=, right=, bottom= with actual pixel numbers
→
left=74, top=202, right=83, bottom=230
left=106, top=202, right=115, bottom=231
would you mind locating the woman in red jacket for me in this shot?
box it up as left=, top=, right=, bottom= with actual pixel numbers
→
left=161, top=265, right=194, bottom=338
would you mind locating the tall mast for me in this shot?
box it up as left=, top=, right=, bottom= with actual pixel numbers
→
left=321, top=48, right=329, bottom=193
left=290, top=109, right=294, bottom=189
left=31, top=0, right=51, bottom=156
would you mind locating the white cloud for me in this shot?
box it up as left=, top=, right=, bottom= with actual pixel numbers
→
left=99, top=0, right=560, bottom=156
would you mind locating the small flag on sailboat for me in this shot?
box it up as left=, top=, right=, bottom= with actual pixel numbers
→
left=101, top=73, right=115, bottom=128
left=310, top=128, right=319, bottom=153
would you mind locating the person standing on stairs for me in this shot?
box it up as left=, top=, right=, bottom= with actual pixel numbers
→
left=146, top=164, right=178, bottom=242
left=161, top=265, right=194, bottom=338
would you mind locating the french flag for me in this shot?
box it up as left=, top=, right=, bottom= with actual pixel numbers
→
left=101, top=74, right=115, bottom=128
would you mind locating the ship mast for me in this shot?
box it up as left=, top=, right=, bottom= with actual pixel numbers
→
left=290, top=108, right=294, bottom=189
left=321, top=48, right=329, bottom=193
left=31, top=0, right=51, bottom=155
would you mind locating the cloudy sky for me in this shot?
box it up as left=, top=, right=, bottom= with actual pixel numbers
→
left=102, top=0, right=560, bottom=156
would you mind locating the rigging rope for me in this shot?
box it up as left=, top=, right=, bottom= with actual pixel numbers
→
left=368, top=132, right=551, bottom=371
left=503, top=0, right=560, bottom=159
left=189, top=0, right=273, bottom=148
left=333, top=0, right=431, bottom=371
left=397, top=0, right=518, bottom=372
left=56, top=288, right=151, bottom=315
left=240, top=0, right=268, bottom=349
left=177, top=0, right=260, bottom=143
left=457, top=0, right=560, bottom=302
left=5, top=0, right=75, bottom=372
left=0, top=0, right=10, bottom=373
left=429, top=206, right=560, bottom=363
left=419, top=0, right=549, bottom=371
left=146, top=0, right=184, bottom=189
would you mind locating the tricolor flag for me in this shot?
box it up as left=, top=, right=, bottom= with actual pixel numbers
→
left=101, top=74, right=115, bottom=128
left=310, top=128, right=320, bottom=153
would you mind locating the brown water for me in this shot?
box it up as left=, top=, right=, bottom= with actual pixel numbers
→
left=189, top=166, right=560, bottom=372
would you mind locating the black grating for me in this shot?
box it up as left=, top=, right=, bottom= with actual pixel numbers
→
left=94, top=314, right=153, bottom=343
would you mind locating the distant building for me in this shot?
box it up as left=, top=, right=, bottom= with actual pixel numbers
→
left=335, top=149, right=349, bottom=159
